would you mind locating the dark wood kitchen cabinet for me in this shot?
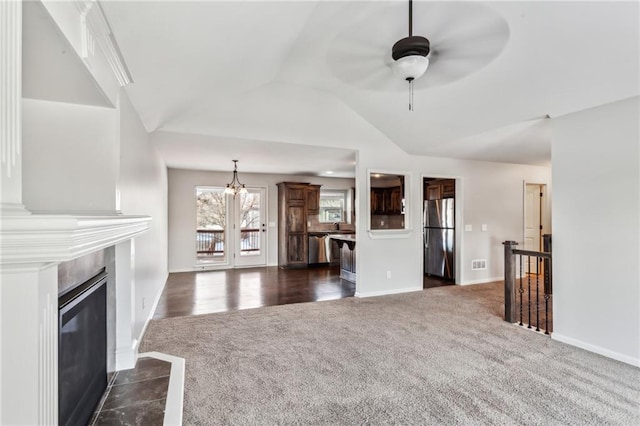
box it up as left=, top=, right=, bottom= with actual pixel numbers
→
left=371, top=186, right=403, bottom=214
left=278, top=182, right=310, bottom=267
left=306, top=184, right=321, bottom=214
left=425, top=179, right=455, bottom=200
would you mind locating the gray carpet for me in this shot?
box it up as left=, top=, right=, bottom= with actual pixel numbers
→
left=141, top=282, right=640, bottom=425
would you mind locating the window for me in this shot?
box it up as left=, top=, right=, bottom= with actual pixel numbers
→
left=319, top=189, right=349, bottom=223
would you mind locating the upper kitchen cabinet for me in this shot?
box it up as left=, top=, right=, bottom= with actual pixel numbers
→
left=371, top=186, right=403, bottom=214
left=278, top=182, right=311, bottom=268
left=425, top=179, right=455, bottom=200
left=369, top=172, right=409, bottom=233
left=306, top=184, right=321, bottom=214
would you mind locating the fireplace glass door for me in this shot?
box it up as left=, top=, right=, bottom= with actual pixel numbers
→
left=58, top=271, right=107, bottom=426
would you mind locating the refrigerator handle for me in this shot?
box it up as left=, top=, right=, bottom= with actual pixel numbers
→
left=425, top=228, right=429, bottom=248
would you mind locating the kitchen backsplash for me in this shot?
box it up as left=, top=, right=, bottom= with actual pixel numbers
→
left=307, top=214, right=356, bottom=232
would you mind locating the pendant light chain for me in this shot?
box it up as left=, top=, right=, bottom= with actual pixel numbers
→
left=409, top=79, right=414, bottom=111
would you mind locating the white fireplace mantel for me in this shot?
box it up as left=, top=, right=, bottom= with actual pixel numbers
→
left=0, top=214, right=151, bottom=265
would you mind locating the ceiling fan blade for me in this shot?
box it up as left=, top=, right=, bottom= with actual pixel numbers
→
left=326, top=26, right=401, bottom=91
left=326, top=1, right=509, bottom=92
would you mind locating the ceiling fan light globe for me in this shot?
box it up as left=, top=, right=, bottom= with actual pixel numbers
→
left=392, top=55, right=429, bottom=81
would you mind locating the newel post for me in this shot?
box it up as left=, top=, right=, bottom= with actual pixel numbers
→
left=503, top=240, right=518, bottom=323
left=543, top=234, right=552, bottom=295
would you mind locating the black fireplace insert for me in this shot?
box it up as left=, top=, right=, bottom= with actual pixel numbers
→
left=58, top=270, right=107, bottom=426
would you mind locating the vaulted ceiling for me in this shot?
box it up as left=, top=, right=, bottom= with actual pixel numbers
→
left=97, top=1, right=638, bottom=173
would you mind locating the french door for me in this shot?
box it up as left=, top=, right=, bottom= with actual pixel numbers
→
left=195, top=186, right=266, bottom=268
left=233, top=188, right=266, bottom=267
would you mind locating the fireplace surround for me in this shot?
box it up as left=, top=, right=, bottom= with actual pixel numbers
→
left=0, top=214, right=151, bottom=425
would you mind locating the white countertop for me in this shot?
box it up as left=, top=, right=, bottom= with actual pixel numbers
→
left=327, top=234, right=356, bottom=243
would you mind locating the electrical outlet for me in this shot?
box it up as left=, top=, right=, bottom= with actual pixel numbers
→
left=386, top=270, right=391, bottom=279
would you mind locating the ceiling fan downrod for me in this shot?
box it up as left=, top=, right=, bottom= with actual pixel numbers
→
left=408, top=0, right=413, bottom=36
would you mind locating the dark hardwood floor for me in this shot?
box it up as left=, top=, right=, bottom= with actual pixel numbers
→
left=153, top=267, right=551, bottom=331
left=423, top=274, right=454, bottom=289
left=153, top=265, right=355, bottom=319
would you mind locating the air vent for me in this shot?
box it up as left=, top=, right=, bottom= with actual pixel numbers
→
left=472, top=259, right=487, bottom=270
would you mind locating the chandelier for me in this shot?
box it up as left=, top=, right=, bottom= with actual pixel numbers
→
left=224, top=160, right=248, bottom=196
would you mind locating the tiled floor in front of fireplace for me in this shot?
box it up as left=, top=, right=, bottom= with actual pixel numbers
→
left=90, top=357, right=170, bottom=425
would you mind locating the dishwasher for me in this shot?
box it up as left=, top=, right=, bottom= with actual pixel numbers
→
left=308, top=234, right=330, bottom=265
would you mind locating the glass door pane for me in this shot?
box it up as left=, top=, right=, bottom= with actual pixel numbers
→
left=195, top=187, right=228, bottom=264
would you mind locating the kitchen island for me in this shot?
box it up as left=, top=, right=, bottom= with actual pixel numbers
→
left=328, top=234, right=356, bottom=283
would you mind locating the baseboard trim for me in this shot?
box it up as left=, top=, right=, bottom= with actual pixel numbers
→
left=460, top=276, right=503, bottom=285
left=355, top=286, right=423, bottom=298
left=135, top=273, right=169, bottom=353
left=552, top=333, right=640, bottom=367
left=115, top=341, right=137, bottom=371
left=169, top=268, right=194, bottom=273
left=138, top=351, right=185, bottom=426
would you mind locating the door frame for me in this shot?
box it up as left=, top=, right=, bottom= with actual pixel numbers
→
left=421, top=173, right=462, bottom=285
left=522, top=181, right=549, bottom=255
left=194, top=185, right=268, bottom=271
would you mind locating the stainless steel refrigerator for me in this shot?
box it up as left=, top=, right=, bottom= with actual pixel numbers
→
left=424, top=199, right=455, bottom=280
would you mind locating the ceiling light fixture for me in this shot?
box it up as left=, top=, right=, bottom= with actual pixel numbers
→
left=391, top=0, right=430, bottom=111
left=224, top=160, right=248, bottom=196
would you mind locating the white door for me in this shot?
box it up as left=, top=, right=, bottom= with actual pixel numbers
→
left=524, top=184, right=542, bottom=274
left=233, top=188, right=267, bottom=267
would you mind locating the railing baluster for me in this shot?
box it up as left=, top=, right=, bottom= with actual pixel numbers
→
left=535, top=259, right=540, bottom=332
left=527, top=256, right=532, bottom=329
left=519, top=254, right=524, bottom=326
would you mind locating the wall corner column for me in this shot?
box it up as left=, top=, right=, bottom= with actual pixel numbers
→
left=0, top=263, right=59, bottom=425
left=1, top=0, right=28, bottom=215
left=113, top=240, right=137, bottom=370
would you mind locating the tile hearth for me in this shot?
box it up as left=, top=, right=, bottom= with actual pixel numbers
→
left=91, top=357, right=170, bottom=425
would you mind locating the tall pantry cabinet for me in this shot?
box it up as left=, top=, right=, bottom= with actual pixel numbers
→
left=277, top=182, right=309, bottom=267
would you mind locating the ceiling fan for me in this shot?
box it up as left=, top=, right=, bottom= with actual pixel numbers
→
left=326, top=0, right=510, bottom=108
left=391, top=0, right=431, bottom=110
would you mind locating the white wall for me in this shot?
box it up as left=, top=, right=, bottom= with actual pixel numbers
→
left=22, top=98, right=118, bottom=212
left=21, top=93, right=169, bottom=345
left=355, top=150, right=552, bottom=296
left=117, top=91, right=169, bottom=340
left=168, top=168, right=355, bottom=272
left=552, top=96, right=639, bottom=366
